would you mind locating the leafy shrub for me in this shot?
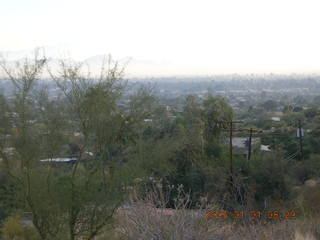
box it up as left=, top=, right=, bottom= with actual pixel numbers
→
left=288, top=155, right=320, bottom=184
left=249, top=154, right=290, bottom=206
left=1, top=215, right=40, bottom=240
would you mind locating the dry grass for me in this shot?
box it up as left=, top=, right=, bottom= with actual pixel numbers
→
left=294, top=232, right=316, bottom=240
left=112, top=214, right=320, bottom=240
left=97, top=185, right=320, bottom=240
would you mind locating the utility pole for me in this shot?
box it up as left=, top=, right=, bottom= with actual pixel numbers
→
left=272, top=134, right=275, bottom=150
left=220, top=120, right=243, bottom=207
left=229, top=121, right=233, bottom=175
left=298, top=120, right=304, bottom=161
left=247, top=128, right=253, bottom=161
left=221, top=120, right=243, bottom=176
left=244, top=128, right=263, bottom=161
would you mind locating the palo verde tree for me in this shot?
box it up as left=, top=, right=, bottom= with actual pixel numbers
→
left=201, top=94, right=233, bottom=159
left=0, top=49, right=54, bottom=239
left=45, top=56, right=135, bottom=240
left=0, top=51, right=136, bottom=240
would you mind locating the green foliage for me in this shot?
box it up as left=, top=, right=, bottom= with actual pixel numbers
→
left=2, top=52, right=320, bottom=239
left=249, top=153, right=290, bottom=205
left=261, top=100, right=278, bottom=111
left=202, top=94, right=233, bottom=136
left=0, top=54, right=137, bottom=239
left=1, top=215, right=40, bottom=240
left=0, top=172, right=24, bottom=226
left=289, top=155, right=320, bottom=184
left=311, top=116, right=320, bottom=138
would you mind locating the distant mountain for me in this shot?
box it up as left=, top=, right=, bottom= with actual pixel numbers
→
left=0, top=49, right=182, bottom=77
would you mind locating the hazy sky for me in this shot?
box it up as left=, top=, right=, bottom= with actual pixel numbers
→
left=1, top=0, right=320, bottom=76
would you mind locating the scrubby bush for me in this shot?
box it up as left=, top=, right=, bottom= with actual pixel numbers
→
left=295, top=185, right=320, bottom=217
left=249, top=153, right=291, bottom=206
left=117, top=184, right=225, bottom=240
left=1, top=215, right=40, bottom=240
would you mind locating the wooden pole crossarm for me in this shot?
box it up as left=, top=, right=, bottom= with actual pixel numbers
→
left=240, top=128, right=263, bottom=133
left=217, top=120, right=243, bottom=124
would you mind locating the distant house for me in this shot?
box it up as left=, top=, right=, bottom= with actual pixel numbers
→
left=232, top=137, right=261, bottom=155
left=3, top=147, right=15, bottom=155
left=39, top=157, right=77, bottom=164
left=271, top=117, right=281, bottom=122
left=260, top=145, right=271, bottom=152
left=74, top=132, right=82, bottom=137
left=85, top=151, right=93, bottom=157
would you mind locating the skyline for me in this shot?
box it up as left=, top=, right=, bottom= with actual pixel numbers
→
left=2, top=0, right=320, bottom=76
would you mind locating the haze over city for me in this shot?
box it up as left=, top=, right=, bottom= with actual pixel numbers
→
left=2, top=0, right=320, bottom=76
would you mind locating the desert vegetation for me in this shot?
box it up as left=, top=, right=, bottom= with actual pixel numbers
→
left=0, top=51, right=320, bottom=239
